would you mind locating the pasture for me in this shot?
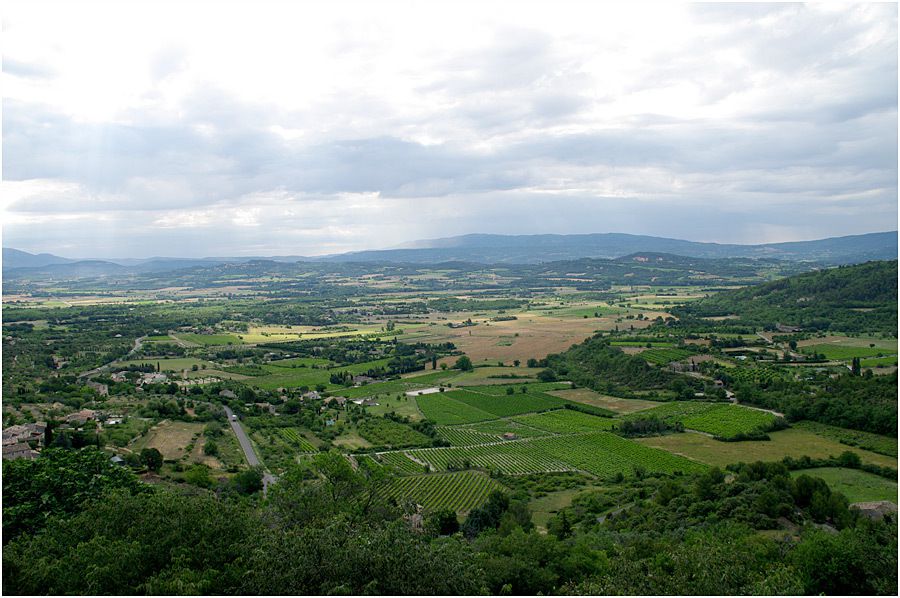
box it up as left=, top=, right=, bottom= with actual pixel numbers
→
left=637, top=429, right=898, bottom=469
left=172, top=333, right=243, bottom=346
left=791, top=467, right=897, bottom=503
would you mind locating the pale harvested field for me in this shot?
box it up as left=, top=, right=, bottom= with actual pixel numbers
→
left=548, top=388, right=663, bottom=414
left=137, top=420, right=204, bottom=460
left=416, top=311, right=661, bottom=363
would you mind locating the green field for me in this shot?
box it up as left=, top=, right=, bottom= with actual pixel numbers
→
left=381, top=471, right=506, bottom=513
left=640, top=348, right=694, bottom=365
left=794, top=421, right=898, bottom=457
left=115, top=357, right=215, bottom=371
left=629, top=401, right=776, bottom=439
left=512, top=409, right=617, bottom=434
left=638, top=429, right=898, bottom=470
left=250, top=357, right=396, bottom=391
left=680, top=405, right=777, bottom=439
left=444, top=389, right=567, bottom=419
left=861, top=355, right=898, bottom=367
left=174, top=333, right=243, bottom=345
left=800, top=344, right=897, bottom=360
left=791, top=467, right=898, bottom=503
left=416, top=393, right=497, bottom=425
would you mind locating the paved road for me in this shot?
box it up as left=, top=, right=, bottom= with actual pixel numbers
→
left=223, top=405, right=277, bottom=493
left=79, top=335, right=146, bottom=379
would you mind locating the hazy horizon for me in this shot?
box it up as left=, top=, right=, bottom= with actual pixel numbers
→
left=3, top=1, right=898, bottom=258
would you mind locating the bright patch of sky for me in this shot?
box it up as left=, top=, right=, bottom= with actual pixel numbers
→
left=2, top=0, right=897, bottom=257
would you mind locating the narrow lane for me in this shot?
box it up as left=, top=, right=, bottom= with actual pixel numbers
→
left=223, top=405, right=276, bottom=493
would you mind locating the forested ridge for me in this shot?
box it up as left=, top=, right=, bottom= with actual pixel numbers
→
left=673, top=260, right=898, bottom=333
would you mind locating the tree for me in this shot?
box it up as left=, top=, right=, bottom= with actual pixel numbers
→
left=2, top=447, right=145, bottom=540
left=140, top=447, right=163, bottom=472
left=537, top=369, right=557, bottom=382
left=231, top=467, right=264, bottom=495
left=454, top=356, right=474, bottom=372
left=427, top=509, right=460, bottom=536
left=203, top=440, right=219, bottom=457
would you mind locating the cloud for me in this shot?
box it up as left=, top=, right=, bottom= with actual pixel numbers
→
left=2, top=0, right=896, bottom=257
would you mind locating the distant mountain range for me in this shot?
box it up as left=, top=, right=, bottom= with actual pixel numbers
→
left=4, top=231, right=897, bottom=278
left=335, top=231, right=899, bottom=264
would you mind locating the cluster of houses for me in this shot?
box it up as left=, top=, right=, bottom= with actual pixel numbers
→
left=2, top=408, right=128, bottom=461
left=2, top=422, right=46, bottom=460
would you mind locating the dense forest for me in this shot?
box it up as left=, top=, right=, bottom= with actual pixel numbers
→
left=3, top=448, right=896, bottom=595
left=673, top=260, right=898, bottom=333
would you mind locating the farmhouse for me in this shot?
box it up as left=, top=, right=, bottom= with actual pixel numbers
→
left=501, top=432, right=518, bottom=440
left=302, top=390, right=321, bottom=400
left=324, top=396, right=348, bottom=406
left=352, top=375, right=376, bottom=385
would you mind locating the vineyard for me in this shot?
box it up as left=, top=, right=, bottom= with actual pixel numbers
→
left=357, top=417, right=432, bottom=448
left=640, top=348, right=695, bottom=365
left=632, top=401, right=778, bottom=439
left=276, top=428, right=317, bottom=452
left=376, top=451, right=429, bottom=475
left=380, top=471, right=506, bottom=513
left=416, top=393, right=496, bottom=425
left=680, top=405, right=777, bottom=439
left=441, top=388, right=567, bottom=418
left=512, top=409, right=617, bottom=434
left=464, top=419, right=551, bottom=439
left=436, top=426, right=502, bottom=446
left=404, top=439, right=575, bottom=474
left=394, top=432, right=706, bottom=478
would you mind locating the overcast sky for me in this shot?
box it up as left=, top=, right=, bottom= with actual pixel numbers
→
left=2, top=1, right=897, bottom=258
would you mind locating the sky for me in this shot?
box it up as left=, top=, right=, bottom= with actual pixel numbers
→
left=2, top=0, right=897, bottom=258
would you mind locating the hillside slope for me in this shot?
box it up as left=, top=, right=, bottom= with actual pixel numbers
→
left=674, top=260, right=898, bottom=333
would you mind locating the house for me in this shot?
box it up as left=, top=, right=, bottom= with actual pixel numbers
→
left=140, top=372, right=168, bottom=385
left=65, top=409, right=98, bottom=426
left=501, top=432, right=518, bottom=440
left=775, top=323, right=802, bottom=333
left=254, top=402, right=276, bottom=415
left=325, top=396, right=347, bottom=406
left=302, top=390, right=321, bottom=401
left=352, top=375, right=376, bottom=385
left=2, top=442, right=39, bottom=460
left=2, top=422, right=46, bottom=446
left=86, top=381, right=109, bottom=396
left=852, top=501, right=897, bottom=521
left=111, top=371, right=128, bottom=383
left=219, top=389, right=237, bottom=399
left=109, top=455, right=126, bottom=466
